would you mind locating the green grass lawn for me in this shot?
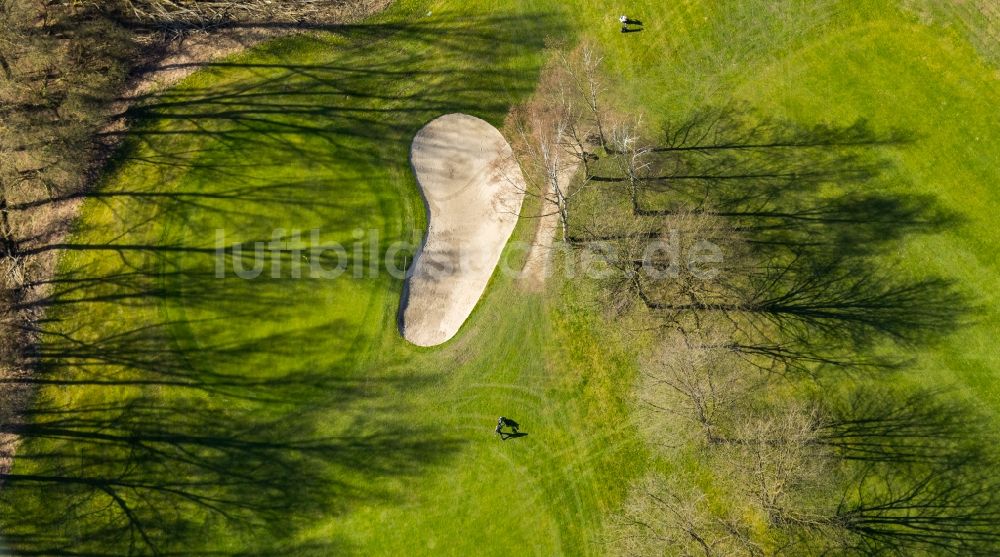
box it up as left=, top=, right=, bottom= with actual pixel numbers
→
left=2, top=0, right=998, bottom=554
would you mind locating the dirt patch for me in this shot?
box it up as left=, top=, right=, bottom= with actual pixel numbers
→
left=518, top=157, right=579, bottom=291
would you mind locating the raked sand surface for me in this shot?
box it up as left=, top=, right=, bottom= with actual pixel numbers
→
left=400, top=113, right=525, bottom=347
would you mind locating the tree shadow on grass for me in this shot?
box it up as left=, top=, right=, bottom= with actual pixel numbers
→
left=1, top=313, right=462, bottom=555
left=583, top=107, right=955, bottom=241
left=813, top=386, right=1000, bottom=554
left=106, top=13, right=565, bottom=165
left=8, top=180, right=452, bottom=535
left=0, top=10, right=572, bottom=555
left=587, top=105, right=959, bottom=259
left=573, top=105, right=972, bottom=376
left=12, top=11, right=567, bottom=253
left=575, top=105, right=994, bottom=554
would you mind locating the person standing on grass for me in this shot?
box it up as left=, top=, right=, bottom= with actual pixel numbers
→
left=505, top=418, right=519, bottom=433
left=620, top=15, right=644, bottom=33
left=496, top=416, right=521, bottom=438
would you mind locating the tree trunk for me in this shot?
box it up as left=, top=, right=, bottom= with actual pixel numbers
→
left=0, top=195, right=15, bottom=259
left=0, top=51, right=12, bottom=80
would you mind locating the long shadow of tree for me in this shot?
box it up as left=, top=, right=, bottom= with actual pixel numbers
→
left=14, top=11, right=565, bottom=228
left=2, top=305, right=465, bottom=557
left=814, top=386, right=1000, bottom=554
left=635, top=107, right=944, bottom=254
left=574, top=106, right=999, bottom=553
left=573, top=105, right=969, bottom=374
left=578, top=106, right=958, bottom=256
left=2, top=386, right=458, bottom=555
left=1, top=11, right=566, bottom=555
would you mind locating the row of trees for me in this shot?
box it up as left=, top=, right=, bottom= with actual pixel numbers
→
left=504, top=40, right=647, bottom=243
left=1, top=0, right=139, bottom=471
left=510, top=43, right=999, bottom=555
left=73, top=0, right=382, bottom=27
left=623, top=330, right=1000, bottom=555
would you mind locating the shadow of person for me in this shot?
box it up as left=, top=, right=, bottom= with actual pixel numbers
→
left=500, top=432, right=528, bottom=441
left=621, top=28, right=644, bottom=33
left=626, top=18, right=643, bottom=25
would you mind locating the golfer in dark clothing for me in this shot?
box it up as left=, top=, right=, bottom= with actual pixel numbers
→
left=620, top=15, right=643, bottom=32
left=496, top=416, right=521, bottom=437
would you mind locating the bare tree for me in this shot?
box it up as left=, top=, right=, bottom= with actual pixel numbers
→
left=612, top=474, right=763, bottom=557
left=596, top=104, right=983, bottom=555
left=561, top=41, right=608, bottom=150
left=61, top=0, right=385, bottom=27
left=719, top=406, right=835, bottom=527
left=0, top=0, right=21, bottom=80
left=505, top=51, right=588, bottom=242
left=604, top=117, right=654, bottom=213
left=504, top=41, right=636, bottom=243
left=587, top=208, right=746, bottom=324
left=637, top=329, right=756, bottom=445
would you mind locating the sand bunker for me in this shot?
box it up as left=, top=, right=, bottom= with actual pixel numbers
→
left=401, top=114, right=525, bottom=347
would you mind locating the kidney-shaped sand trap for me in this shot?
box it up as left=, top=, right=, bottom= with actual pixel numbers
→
left=400, top=113, right=525, bottom=346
